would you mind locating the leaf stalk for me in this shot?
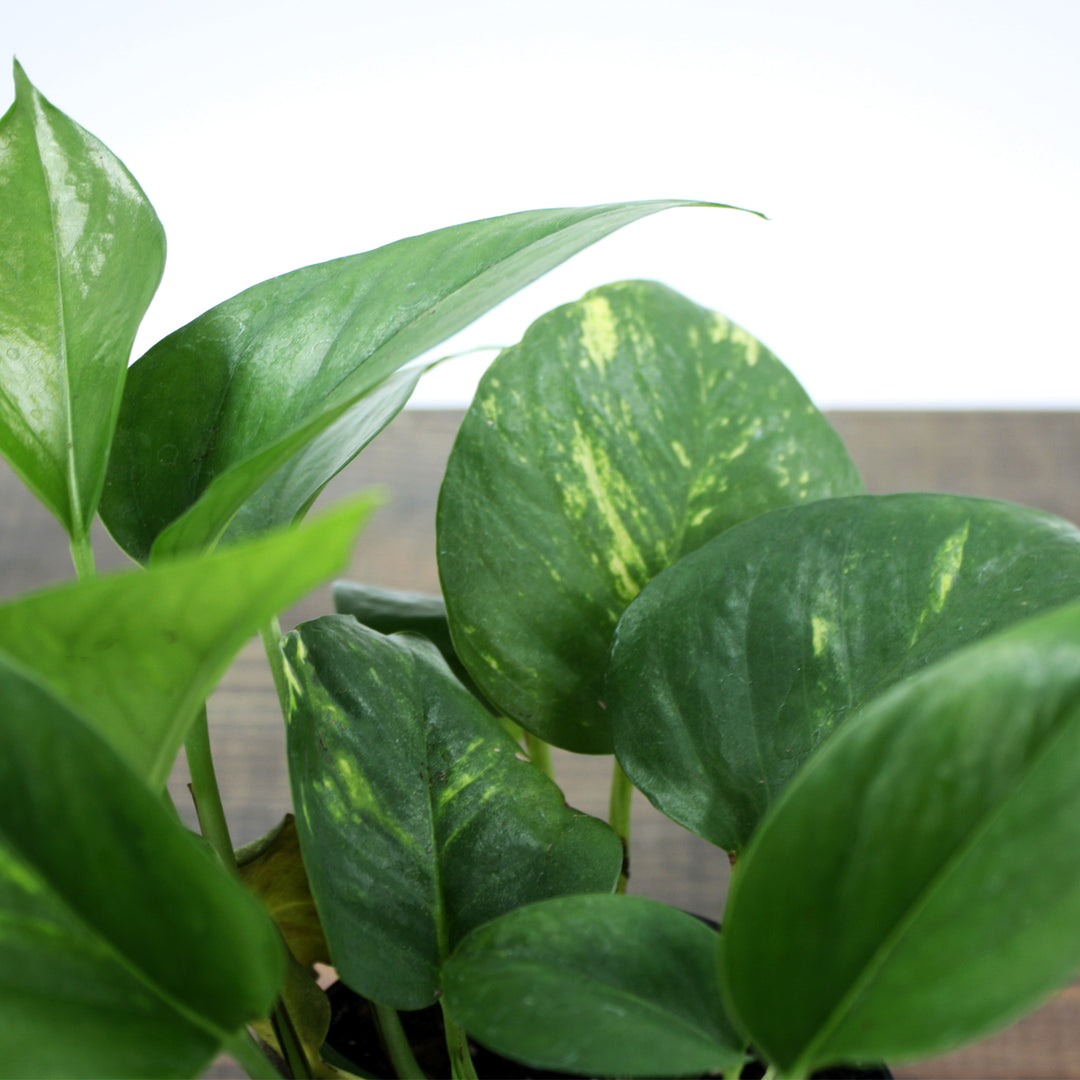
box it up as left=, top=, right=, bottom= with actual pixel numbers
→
left=185, top=704, right=237, bottom=874
left=260, top=616, right=291, bottom=716
left=187, top=704, right=311, bottom=1079
left=69, top=530, right=97, bottom=580
left=524, top=730, right=554, bottom=780
left=608, top=759, right=633, bottom=893
left=440, top=999, right=479, bottom=1080
left=374, top=1002, right=427, bottom=1079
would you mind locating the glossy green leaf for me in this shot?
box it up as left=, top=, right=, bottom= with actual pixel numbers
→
left=158, top=364, right=421, bottom=563
left=100, top=201, right=741, bottom=562
left=609, top=493, right=1080, bottom=853
left=443, top=894, right=745, bottom=1077
left=0, top=654, right=283, bottom=1077
left=0, top=494, right=378, bottom=788
left=720, top=599, right=1080, bottom=1075
left=438, top=280, right=863, bottom=753
left=333, top=579, right=486, bottom=701
left=282, top=617, right=623, bottom=1009
left=0, top=62, right=165, bottom=538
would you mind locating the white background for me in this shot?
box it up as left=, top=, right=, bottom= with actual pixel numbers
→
left=6, top=0, right=1079, bottom=407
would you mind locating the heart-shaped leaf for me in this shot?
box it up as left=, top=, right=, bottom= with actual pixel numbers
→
left=282, top=616, right=623, bottom=1009
left=437, top=280, right=863, bottom=753
left=101, top=201, right=740, bottom=562
left=609, top=493, right=1080, bottom=853
left=720, top=599, right=1080, bottom=1074
left=0, top=654, right=283, bottom=1077
left=0, top=62, right=165, bottom=539
left=443, top=894, right=745, bottom=1078
left=0, top=493, right=378, bottom=787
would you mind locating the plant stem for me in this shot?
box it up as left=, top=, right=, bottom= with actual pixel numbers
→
left=185, top=705, right=237, bottom=873
left=440, top=999, right=478, bottom=1080
left=497, top=715, right=524, bottom=743
left=188, top=704, right=313, bottom=1079
left=186, top=635, right=309, bottom=1080
left=224, top=1028, right=285, bottom=1080
left=374, top=1002, right=426, bottom=1079
left=524, top=730, right=554, bottom=780
left=608, top=759, right=633, bottom=893
left=270, top=997, right=314, bottom=1079
left=69, top=530, right=97, bottom=580
left=260, top=616, right=291, bottom=716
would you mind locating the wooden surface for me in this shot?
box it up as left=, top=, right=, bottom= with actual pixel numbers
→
left=3, top=410, right=1080, bottom=1078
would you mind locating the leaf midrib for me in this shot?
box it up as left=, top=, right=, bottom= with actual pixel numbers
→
left=27, top=84, right=81, bottom=537
left=791, top=689, right=1079, bottom=1073
left=0, top=824, right=233, bottom=1047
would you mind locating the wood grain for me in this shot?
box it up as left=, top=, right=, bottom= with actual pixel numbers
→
left=2, top=410, right=1078, bottom=1078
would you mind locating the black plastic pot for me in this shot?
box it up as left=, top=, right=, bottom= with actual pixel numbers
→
left=323, top=979, right=892, bottom=1080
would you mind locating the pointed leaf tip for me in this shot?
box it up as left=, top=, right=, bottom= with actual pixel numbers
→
left=102, top=199, right=741, bottom=559
left=0, top=65, right=166, bottom=536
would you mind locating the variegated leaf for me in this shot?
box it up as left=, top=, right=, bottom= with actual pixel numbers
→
left=282, top=617, right=623, bottom=1009
left=437, top=280, right=864, bottom=752
left=608, top=493, right=1080, bottom=852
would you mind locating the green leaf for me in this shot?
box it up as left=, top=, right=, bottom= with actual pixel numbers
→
left=443, top=894, right=746, bottom=1078
left=100, top=201, right=742, bottom=562
left=437, top=280, right=863, bottom=753
left=158, top=365, right=421, bottom=564
left=609, top=493, right=1080, bottom=853
left=0, top=655, right=283, bottom=1077
left=333, top=579, right=486, bottom=702
left=282, top=617, right=623, bottom=1010
left=720, top=599, right=1080, bottom=1074
left=0, top=62, right=165, bottom=539
left=0, top=494, right=378, bottom=788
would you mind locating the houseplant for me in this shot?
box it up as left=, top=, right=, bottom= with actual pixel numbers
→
left=4, top=60, right=1080, bottom=1080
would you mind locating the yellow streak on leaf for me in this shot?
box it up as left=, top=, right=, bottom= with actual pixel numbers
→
left=569, top=419, right=647, bottom=602
left=730, top=324, right=761, bottom=366
left=708, top=312, right=732, bottom=344
left=909, top=520, right=971, bottom=646
left=811, top=615, right=832, bottom=657
left=325, top=756, right=420, bottom=851
left=578, top=294, right=619, bottom=373
left=282, top=645, right=306, bottom=712
left=434, top=737, right=489, bottom=806
left=726, top=438, right=750, bottom=461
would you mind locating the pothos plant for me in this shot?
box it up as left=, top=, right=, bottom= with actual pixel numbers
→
left=4, top=60, right=1080, bottom=1080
